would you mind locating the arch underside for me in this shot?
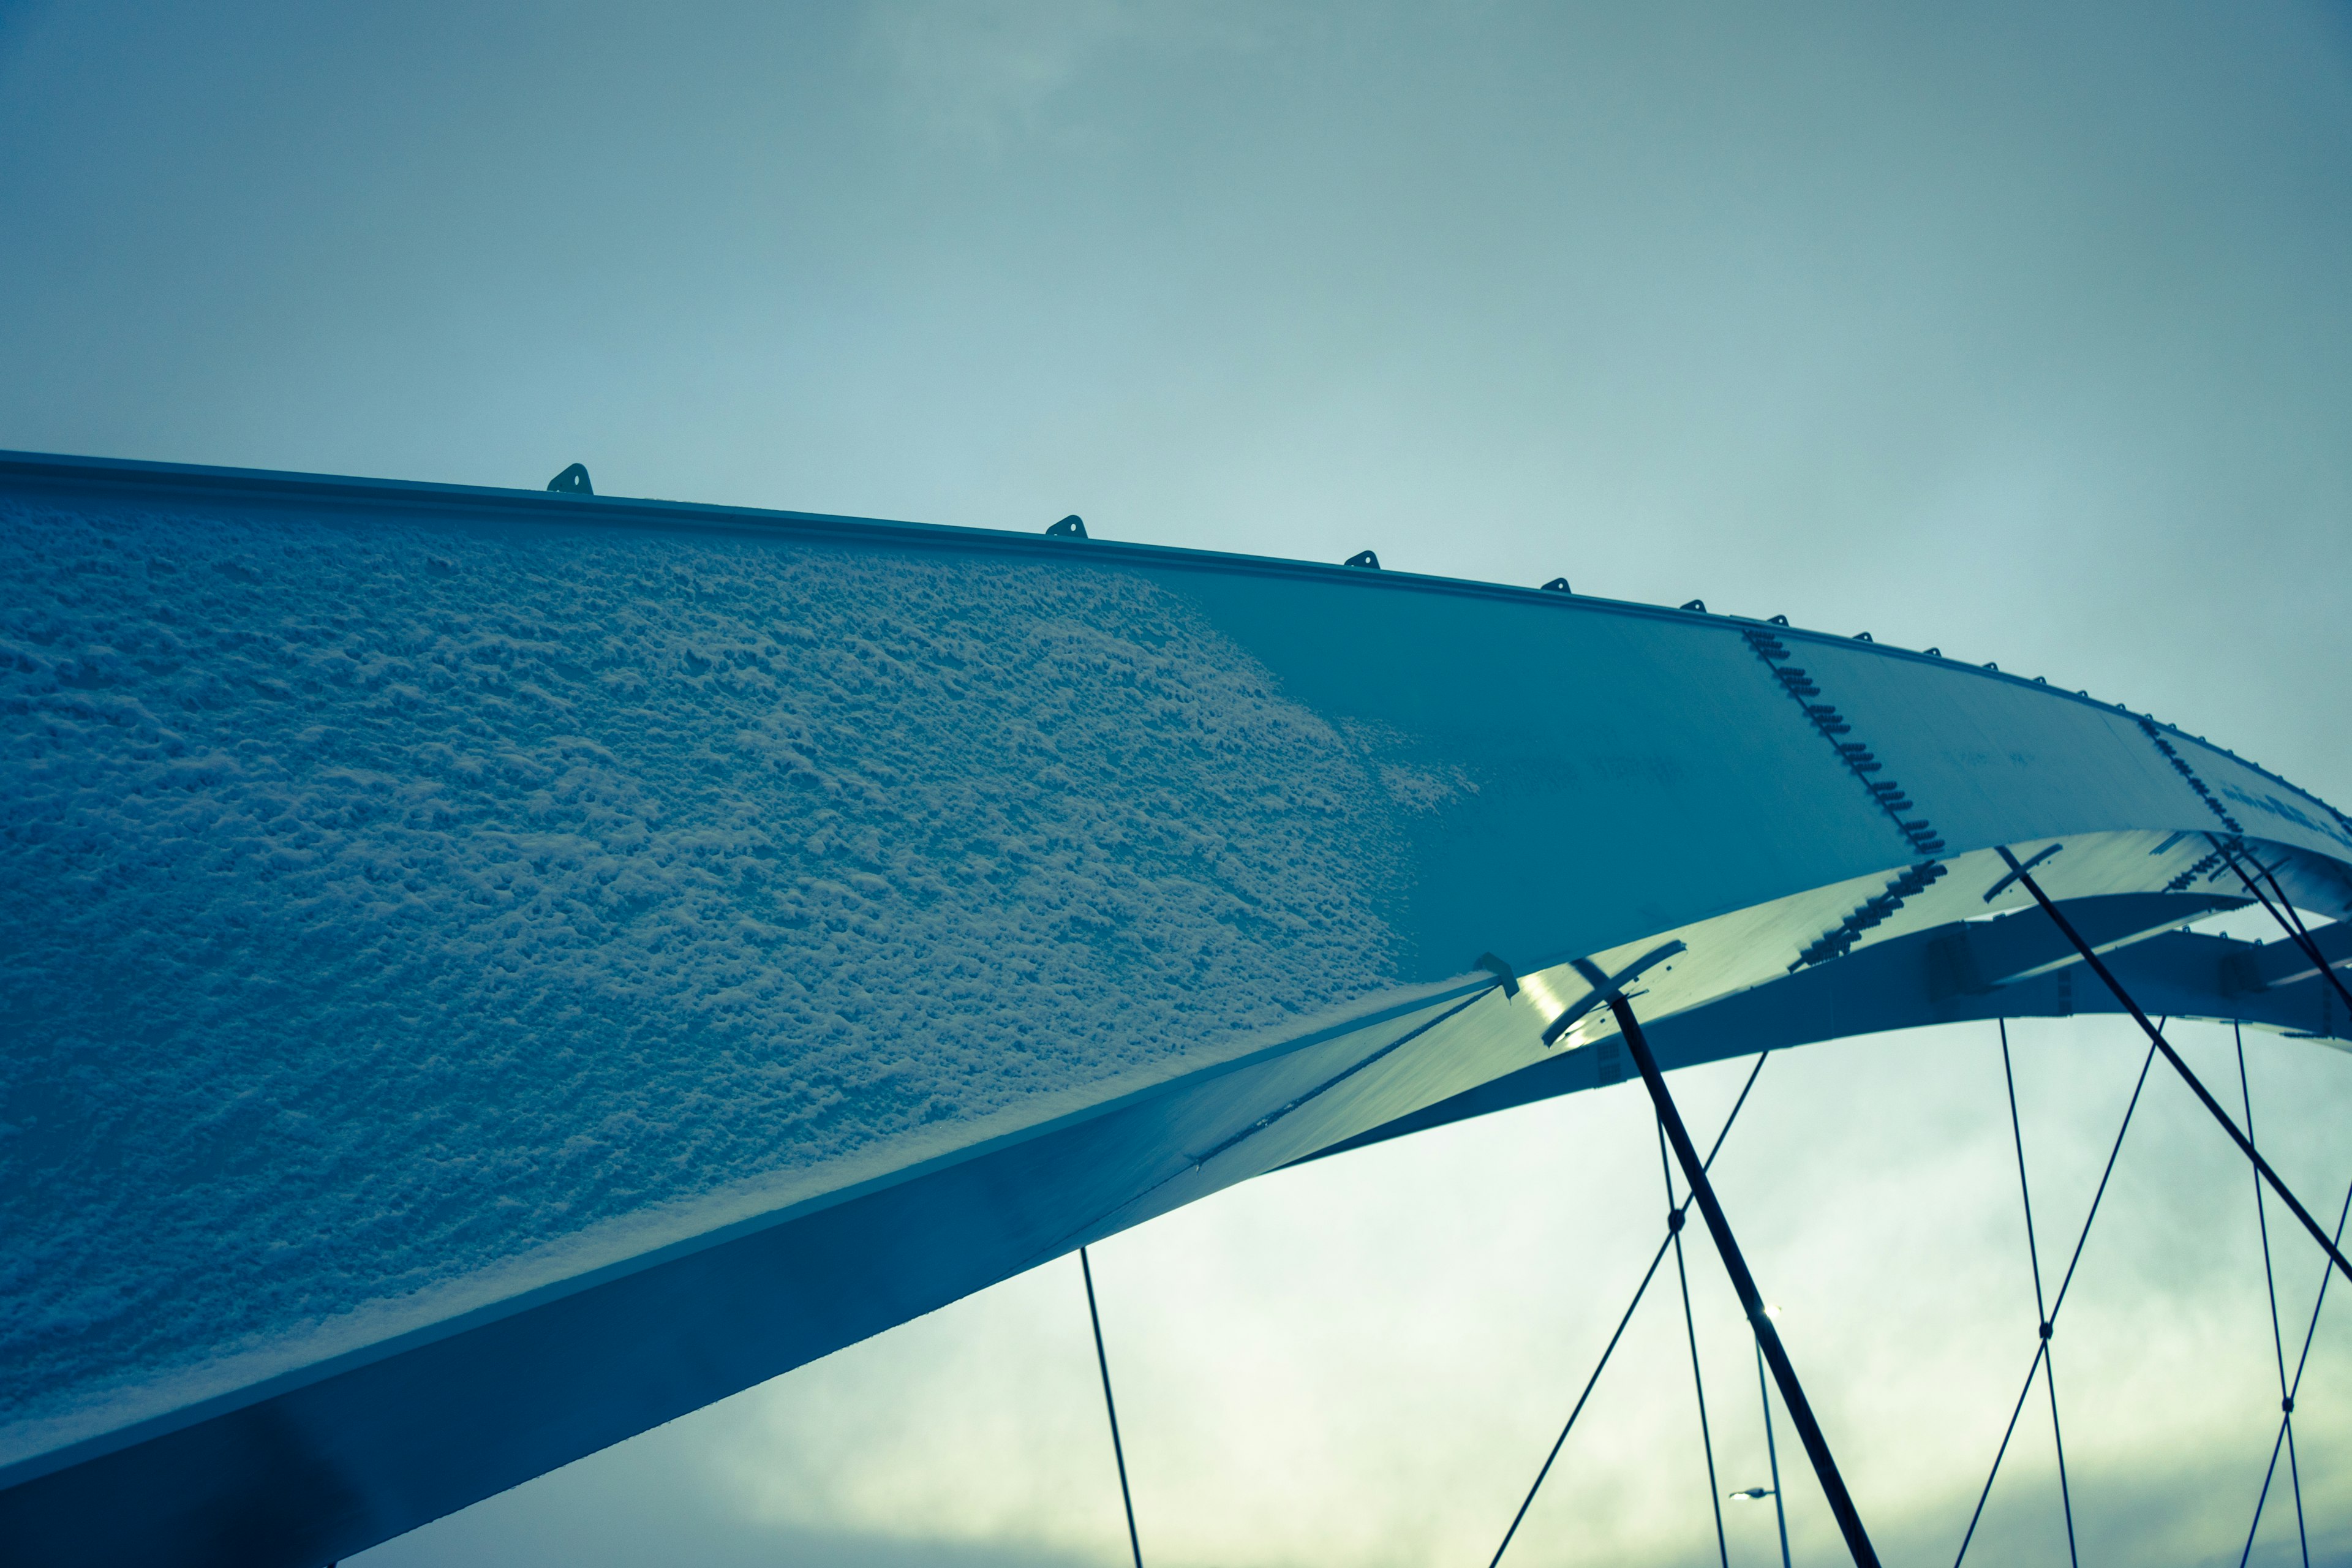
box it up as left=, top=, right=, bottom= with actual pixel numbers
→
left=2, top=450, right=2349, bottom=1566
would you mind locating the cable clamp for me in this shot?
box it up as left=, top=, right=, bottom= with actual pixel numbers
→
left=1985, top=842, right=2064, bottom=902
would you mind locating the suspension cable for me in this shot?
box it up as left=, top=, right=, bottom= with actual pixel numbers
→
left=1657, top=1118, right=1731, bottom=1568
left=2240, top=1022, right=2305, bottom=1563
left=1610, top=995, right=1883, bottom=1568
left=2000, top=1022, right=2053, bottom=1332
left=1080, top=1246, right=1145, bottom=1568
left=1756, top=1336, right=1793, bottom=1568
left=1998, top=849, right=2352, bottom=1289
left=1489, top=1049, right=1774, bottom=1567
left=1954, top=1030, right=2162, bottom=1566
left=2235, top=1022, right=2309, bottom=1568
left=2208, top=835, right=2352, bottom=1021
left=2049, top=1036, right=2161, bottom=1324
left=2243, top=1173, right=2352, bottom=1566
left=1489, top=1233, right=1673, bottom=1568
left=2258, top=864, right=2334, bottom=981
left=1951, top=1343, right=2048, bottom=1568
left=1999, top=1020, right=2079, bottom=1567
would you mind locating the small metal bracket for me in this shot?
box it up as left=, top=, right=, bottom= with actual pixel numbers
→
left=1047, top=514, right=1087, bottom=538
left=1476, top=952, right=1521, bottom=997
left=1344, top=549, right=1381, bottom=569
left=546, top=463, right=592, bottom=496
left=1540, top=578, right=1572, bottom=593
left=1680, top=599, right=1707, bottom=612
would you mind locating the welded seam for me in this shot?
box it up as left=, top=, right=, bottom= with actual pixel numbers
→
left=1789, top=862, right=1948, bottom=972
left=1741, top=625, right=1947, bottom=968
left=1741, top=625, right=1948, bottom=859
left=2135, top=715, right=2248, bottom=835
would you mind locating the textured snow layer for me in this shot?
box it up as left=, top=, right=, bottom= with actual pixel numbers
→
left=0, top=499, right=1407, bottom=1436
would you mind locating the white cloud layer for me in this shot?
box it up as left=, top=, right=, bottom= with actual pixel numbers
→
left=366, top=1019, right=2352, bottom=1567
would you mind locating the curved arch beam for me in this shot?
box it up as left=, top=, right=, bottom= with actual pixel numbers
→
left=2, top=450, right=2348, bottom=1567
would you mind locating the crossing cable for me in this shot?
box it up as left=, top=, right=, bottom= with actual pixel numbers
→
left=2235, top=1022, right=2309, bottom=1568
left=1754, top=1337, right=1793, bottom=1568
left=1079, top=1246, right=1145, bottom=1568
left=1996, top=847, right=2352, bottom=1290
left=1489, top=1049, right=1773, bottom=1568
left=2209, top=834, right=2352, bottom=1021
left=1953, top=1030, right=2163, bottom=1567
left=1610, top=993, right=1883, bottom=1568
left=1657, top=1118, right=1732, bottom=1568
left=2241, top=1172, right=2352, bottom=1568
left=1997, top=1020, right=2080, bottom=1567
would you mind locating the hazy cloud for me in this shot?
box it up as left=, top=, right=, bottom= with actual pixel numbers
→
left=3, top=3, right=2348, bottom=1563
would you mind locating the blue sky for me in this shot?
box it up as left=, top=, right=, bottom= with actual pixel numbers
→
left=5, top=3, right=2352, bottom=1564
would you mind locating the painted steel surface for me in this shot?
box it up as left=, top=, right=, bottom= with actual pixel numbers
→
left=1, top=450, right=2346, bottom=1567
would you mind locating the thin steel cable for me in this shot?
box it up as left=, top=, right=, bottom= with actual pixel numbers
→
left=2286, top=1178, right=2352, bottom=1392
left=1955, top=1028, right=2163, bottom=1567
left=1999, top=1022, right=2078, bottom=1568
left=2209, top=836, right=2352, bottom=1020
left=1756, top=1336, right=1793, bottom=1568
left=2253, top=853, right=2352, bottom=1081
left=1951, top=1343, right=2049, bottom=1568
left=2241, top=1172, right=2352, bottom=1568
left=2255, top=856, right=2352, bottom=1020
left=2258, top=863, right=2317, bottom=943
left=1080, top=1246, right=1144, bottom=1568
left=2243, top=1418, right=2293, bottom=1568
left=1488, top=1050, right=1773, bottom=1568
left=1659, top=1118, right=1731, bottom=1568
left=2000, top=1022, right=2052, bottom=1323
left=2235, top=1022, right=2307, bottom=1568
left=2239, top=1025, right=2294, bottom=1400
left=2005, top=853, right=2352, bottom=1287
left=2040, top=1351, right=2081, bottom=1568
left=2048, top=1038, right=2162, bottom=1322
left=2285, top=1421, right=2310, bottom=1568
left=1614, top=997, right=1880, bottom=1568
left=1488, top=1233, right=1673, bottom=1568
left=2257, top=864, right=2329, bottom=965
